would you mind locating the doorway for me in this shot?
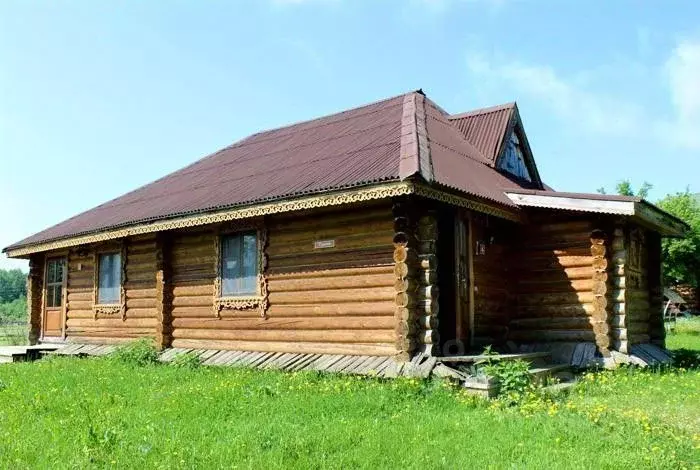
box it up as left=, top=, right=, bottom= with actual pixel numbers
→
left=42, top=257, right=66, bottom=339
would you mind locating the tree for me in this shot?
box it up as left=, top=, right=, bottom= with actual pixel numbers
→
left=605, top=180, right=653, bottom=199
left=657, top=190, right=700, bottom=287
left=0, top=269, right=27, bottom=304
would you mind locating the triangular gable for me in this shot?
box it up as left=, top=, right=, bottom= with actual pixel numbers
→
left=449, top=103, right=543, bottom=189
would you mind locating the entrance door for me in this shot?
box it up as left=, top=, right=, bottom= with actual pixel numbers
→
left=454, top=213, right=471, bottom=348
left=43, top=257, right=66, bottom=339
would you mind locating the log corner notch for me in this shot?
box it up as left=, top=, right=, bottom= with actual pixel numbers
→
left=155, top=234, right=173, bottom=350
left=609, top=225, right=628, bottom=354
left=392, top=198, right=440, bottom=361
left=590, top=229, right=611, bottom=356
left=27, top=255, right=44, bottom=345
left=393, top=198, right=418, bottom=361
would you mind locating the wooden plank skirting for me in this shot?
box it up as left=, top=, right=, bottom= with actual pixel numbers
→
left=47, top=344, right=440, bottom=378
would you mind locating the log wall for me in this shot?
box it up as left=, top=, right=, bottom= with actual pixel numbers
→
left=622, top=226, right=653, bottom=346
left=511, top=219, right=610, bottom=349
left=471, top=215, right=513, bottom=348
left=64, top=236, right=159, bottom=344
left=27, top=254, right=44, bottom=345
left=169, top=204, right=399, bottom=356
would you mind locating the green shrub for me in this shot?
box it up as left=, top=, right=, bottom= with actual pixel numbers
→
left=482, top=359, right=533, bottom=396
left=111, top=339, right=159, bottom=367
left=171, top=352, right=202, bottom=369
left=0, top=296, right=27, bottom=321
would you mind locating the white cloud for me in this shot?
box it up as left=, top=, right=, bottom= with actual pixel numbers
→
left=465, top=53, right=644, bottom=136
left=466, top=37, right=700, bottom=152
left=659, top=38, right=700, bottom=149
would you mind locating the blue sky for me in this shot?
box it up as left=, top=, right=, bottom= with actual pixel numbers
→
left=1, top=0, right=699, bottom=270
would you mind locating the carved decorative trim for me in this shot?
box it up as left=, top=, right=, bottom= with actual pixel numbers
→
left=213, top=224, right=269, bottom=318
left=92, top=243, right=127, bottom=320
left=7, top=181, right=524, bottom=258
left=413, top=184, right=521, bottom=222
left=6, top=182, right=414, bottom=257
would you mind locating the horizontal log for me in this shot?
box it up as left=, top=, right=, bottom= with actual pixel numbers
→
left=269, top=287, right=395, bottom=305
left=628, top=321, right=650, bottom=334
left=170, top=339, right=398, bottom=357
left=125, top=252, right=156, bottom=265
left=125, top=288, right=158, bottom=300
left=66, top=318, right=158, bottom=328
left=171, top=306, right=216, bottom=318
left=510, top=316, right=595, bottom=330
left=123, top=308, right=157, bottom=318
left=518, top=291, right=597, bottom=305
left=172, top=328, right=395, bottom=344
left=66, top=310, right=95, bottom=319
left=629, top=333, right=651, bottom=344
left=68, top=300, right=92, bottom=310
left=268, top=231, right=393, bottom=256
left=508, top=329, right=596, bottom=342
left=172, top=295, right=215, bottom=308
left=268, top=272, right=394, bottom=293
left=126, top=298, right=156, bottom=309
left=126, top=271, right=155, bottom=283
left=516, top=303, right=595, bottom=317
left=67, top=291, right=92, bottom=302
left=270, top=220, right=392, bottom=246
left=269, top=205, right=391, bottom=232
left=518, top=279, right=594, bottom=294
left=67, top=336, right=142, bottom=345
left=267, top=265, right=394, bottom=281
left=531, top=220, right=593, bottom=234
left=171, top=316, right=395, bottom=330
left=66, top=327, right=154, bottom=337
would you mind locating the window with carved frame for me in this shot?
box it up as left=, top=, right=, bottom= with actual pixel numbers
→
left=214, top=225, right=268, bottom=317
left=93, top=244, right=126, bottom=317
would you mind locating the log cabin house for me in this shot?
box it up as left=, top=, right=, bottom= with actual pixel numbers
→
left=3, top=90, right=687, bottom=368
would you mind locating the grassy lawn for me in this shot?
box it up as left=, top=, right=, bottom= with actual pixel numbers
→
left=0, top=323, right=698, bottom=469
left=0, top=323, right=27, bottom=346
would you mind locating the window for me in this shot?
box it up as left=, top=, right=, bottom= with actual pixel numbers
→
left=45, top=258, right=65, bottom=308
left=220, top=232, right=258, bottom=296
left=97, top=252, right=122, bottom=304
left=499, top=133, right=532, bottom=182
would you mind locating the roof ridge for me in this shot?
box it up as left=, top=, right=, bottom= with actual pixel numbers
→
left=399, top=92, right=434, bottom=181
left=244, top=90, right=420, bottom=142
left=449, top=102, right=516, bottom=120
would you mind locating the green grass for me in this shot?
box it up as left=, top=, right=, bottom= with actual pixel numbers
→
left=0, top=323, right=27, bottom=346
left=0, top=322, right=698, bottom=469
left=667, top=316, right=700, bottom=351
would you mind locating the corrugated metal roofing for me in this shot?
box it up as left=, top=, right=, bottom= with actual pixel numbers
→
left=449, top=102, right=515, bottom=165
left=6, top=91, right=536, bottom=252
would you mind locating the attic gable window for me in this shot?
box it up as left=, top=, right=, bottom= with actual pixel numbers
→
left=499, top=133, right=532, bottom=182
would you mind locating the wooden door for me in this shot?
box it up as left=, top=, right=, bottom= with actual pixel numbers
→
left=454, top=214, right=471, bottom=346
left=43, top=257, right=66, bottom=339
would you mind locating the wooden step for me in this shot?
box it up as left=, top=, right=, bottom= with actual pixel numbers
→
left=435, top=352, right=551, bottom=364
left=529, top=364, right=571, bottom=384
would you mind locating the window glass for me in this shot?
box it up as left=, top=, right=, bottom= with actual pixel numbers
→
left=98, top=252, right=122, bottom=304
left=221, top=232, right=258, bottom=296
left=46, top=258, right=65, bottom=308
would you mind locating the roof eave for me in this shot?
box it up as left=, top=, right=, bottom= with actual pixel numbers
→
left=506, top=192, right=688, bottom=237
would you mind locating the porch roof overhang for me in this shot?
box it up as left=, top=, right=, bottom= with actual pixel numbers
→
left=506, top=190, right=688, bottom=237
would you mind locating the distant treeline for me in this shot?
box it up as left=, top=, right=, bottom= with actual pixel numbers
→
left=0, top=269, right=27, bottom=320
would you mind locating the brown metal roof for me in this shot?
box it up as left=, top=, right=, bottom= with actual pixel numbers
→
left=449, top=102, right=515, bottom=165
left=3, top=92, right=548, bottom=252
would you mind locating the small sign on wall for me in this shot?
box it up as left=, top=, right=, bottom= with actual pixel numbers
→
left=314, top=239, right=335, bottom=249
